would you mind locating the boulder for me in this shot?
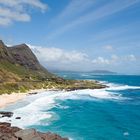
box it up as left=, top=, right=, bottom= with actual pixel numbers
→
left=0, top=122, right=68, bottom=140
left=0, top=111, right=13, bottom=118
left=15, top=117, right=21, bottom=119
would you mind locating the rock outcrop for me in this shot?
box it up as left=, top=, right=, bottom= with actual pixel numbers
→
left=0, top=112, right=13, bottom=118
left=0, top=122, right=68, bottom=140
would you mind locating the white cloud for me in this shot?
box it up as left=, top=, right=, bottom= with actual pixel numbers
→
left=0, top=0, right=47, bottom=26
left=92, top=57, right=110, bottom=65
left=27, top=44, right=138, bottom=71
left=29, top=45, right=89, bottom=64
left=92, top=54, right=137, bottom=65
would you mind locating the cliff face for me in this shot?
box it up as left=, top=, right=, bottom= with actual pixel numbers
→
left=0, top=40, right=48, bottom=72
left=0, top=40, right=55, bottom=83
left=8, top=44, right=46, bottom=71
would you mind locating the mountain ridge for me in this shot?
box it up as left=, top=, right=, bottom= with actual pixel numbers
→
left=0, top=40, right=55, bottom=81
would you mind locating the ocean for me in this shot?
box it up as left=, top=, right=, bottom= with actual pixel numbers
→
left=0, top=73, right=140, bottom=140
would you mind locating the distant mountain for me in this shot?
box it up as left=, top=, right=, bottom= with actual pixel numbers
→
left=51, top=69, right=116, bottom=74
left=89, top=70, right=117, bottom=74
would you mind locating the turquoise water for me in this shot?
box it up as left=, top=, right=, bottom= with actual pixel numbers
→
left=1, top=73, right=140, bottom=140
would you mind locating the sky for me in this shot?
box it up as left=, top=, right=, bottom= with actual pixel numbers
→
left=0, top=0, right=140, bottom=74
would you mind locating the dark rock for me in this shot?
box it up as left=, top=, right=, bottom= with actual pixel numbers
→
left=0, top=112, right=13, bottom=118
left=15, top=117, right=21, bottom=119
left=28, top=92, right=38, bottom=95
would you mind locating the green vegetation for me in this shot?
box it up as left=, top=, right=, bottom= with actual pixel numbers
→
left=0, top=60, right=106, bottom=95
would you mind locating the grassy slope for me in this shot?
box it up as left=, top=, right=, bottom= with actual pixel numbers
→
left=0, top=60, right=54, bottom=94
left=0, top=60, right=106, bottom=94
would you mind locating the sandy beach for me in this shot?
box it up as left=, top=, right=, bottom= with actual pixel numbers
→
left=0, top=89, right=47, bottom=109
left=0, top=93, right=27, bottom=109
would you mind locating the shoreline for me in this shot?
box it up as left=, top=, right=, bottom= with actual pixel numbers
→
left=0, top=80, right=107, bottom=109
left=0, top=89, right=47, bottom=109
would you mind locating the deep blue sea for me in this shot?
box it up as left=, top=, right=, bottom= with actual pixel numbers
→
left=1, top=73, right=140, bottom=140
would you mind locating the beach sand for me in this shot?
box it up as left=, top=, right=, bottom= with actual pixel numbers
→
left=0, top=89, right=47, bottom=108
left=0, top=93, right=26, bottom=108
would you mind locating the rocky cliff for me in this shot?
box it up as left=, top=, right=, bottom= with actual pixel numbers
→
left=0, top=40, right=62, bottom=94
left=0, top=40, right=52, bottom=75
left=0, top=40, right=56, bottom=83
left=8, top=43, right=46, bottom=71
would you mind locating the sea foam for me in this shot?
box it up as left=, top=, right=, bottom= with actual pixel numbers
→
left=1, top=82, right=138, bottom=128
left=106, top=83, right=140, bottom=91
left=0, top=86, right=123, bottom=128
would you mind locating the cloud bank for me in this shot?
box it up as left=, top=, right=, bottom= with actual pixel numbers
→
left=31, top=45, right=88, bottom=63
left=0, top=0, right=47, bottom=26
left=29, top=44, right=137, bottom=72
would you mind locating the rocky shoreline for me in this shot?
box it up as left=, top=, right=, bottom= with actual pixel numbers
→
left=0, top=112, right=68, bottom=140
left=0, top=122, right=68, bottom=140
left=0, top=82, right=107, bottom=140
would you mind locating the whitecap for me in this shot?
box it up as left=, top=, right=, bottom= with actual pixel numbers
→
left=106, top=83, right=140, bottom=91
left=0, top=87, right=124, bottom=128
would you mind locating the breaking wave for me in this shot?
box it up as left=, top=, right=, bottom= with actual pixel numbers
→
left=0, top=82, right=139, bottom=128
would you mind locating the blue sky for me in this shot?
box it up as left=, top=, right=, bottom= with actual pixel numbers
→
left=0, top=0, right=140, bottom=74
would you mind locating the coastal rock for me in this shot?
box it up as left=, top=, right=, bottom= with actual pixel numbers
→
left=15, top=129, right=69, bottom=140
left=0, top=122, right=21, bottom=140
left=0, top=122, right=11, bottom=127
left=15, top=117, right=21, bottom=119
left=15, top=129, right=38, bottom=140
left=0, top=122, right=68, bottom=140
left=0, top=112, right=13, bottom=118
left=28, top=92, right=38, bottom=95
